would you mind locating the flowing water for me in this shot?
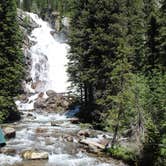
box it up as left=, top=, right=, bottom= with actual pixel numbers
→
left=0, top=13, right=126, bottom=166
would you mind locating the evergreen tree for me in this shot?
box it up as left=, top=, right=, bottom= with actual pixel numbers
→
left=143, top=0, right=160, bottom=73
left=158, top=0, right=166, bottom=72
left=0, top=0, right=24, bottom=122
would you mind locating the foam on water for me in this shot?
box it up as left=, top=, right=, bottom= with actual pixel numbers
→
left=0, top=154, right=22, bottom=166
left=48, top=153, right=97, bottom=166
left=27, top=13, right=70, bottom=93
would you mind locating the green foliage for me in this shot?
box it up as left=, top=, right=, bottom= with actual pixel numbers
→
left=23, top=16, right=30, bottom=27
left=107, top=146, right=137, bottom=165
left=0, top=96, right=20, bottom=123
left=104, top=74, right=149, bottom=134
left=17, top=0, right=74, bottom=16
left=80, top=123, right=92, bottom=129
left=68, top=0, right=165, bottom=165
left=0, top=0, right=24, bottom=123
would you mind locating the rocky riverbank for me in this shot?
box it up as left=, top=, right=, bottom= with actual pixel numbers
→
left=0, top=109, right=127, bottom=166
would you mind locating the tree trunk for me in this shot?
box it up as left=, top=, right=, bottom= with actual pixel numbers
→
left=111, top=104, right=122, bottom=148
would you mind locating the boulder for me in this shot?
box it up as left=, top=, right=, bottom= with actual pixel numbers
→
left=51, top=121, right=64, bottom=126
left=21, top=150, right=49, bottom=160
left=80, top=139, right=105, bottom=150
left=68, top=118, right=79, bottom=124
left=46, top=90, right=57, bottom=97
left=63, top=135, right=74, bottom=142
left=3, top=127, right=16, bottom=139
left=77, top=129, right=90, bottom=138
left=35, top=128, right=48, bottom=134
left=34, top=98, right=47, bottom=109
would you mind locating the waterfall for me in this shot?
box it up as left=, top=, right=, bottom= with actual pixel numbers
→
left=27, top=13, right=70, bottom=93
left=16, top=12, right=70, bottom=110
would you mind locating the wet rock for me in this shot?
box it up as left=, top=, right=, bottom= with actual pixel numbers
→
left=0, top=148, right=16, bottom=155
left=27, top=113, right=33, bottom=117
left=51, top=121, right=64, bottom=126
left=36, top=128, right=48, bottom=134
left=77, top=129, right=91, bottom=138
left=17, top=9, right=39, bottom=33
left=63, top=134, right=74, bottom=142
left=26, top=113, right=36, bottom=120
left=19, top=94, right=28, bottom=102
left=79, top=136, right=110, bottom=154
left=34, top=91, right=70, bottom=112
left=31, top=81, right=44, bottom=91
left=34, top=98, right=47, bottom=109
left=3, top=127, right=16, bottom=139
left=38, top=92, right=44, bottom=98
left=21, top=150, right=49, bottom=160
left=80, top=139, right=105, bottom=150
left=68, top=118, right=79, bottom=124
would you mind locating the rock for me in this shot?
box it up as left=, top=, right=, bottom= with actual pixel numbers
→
left=38, top=92, right=44, bottom=98
left=68, top=118, right=79, bottom=124
left=63, top=135, right=74, bottom=142
left=3, top=127, right=16, bottom=139
left=80, top=138, right=105, bottom=150
left=0, top=148, right=16, bottom=155
left=46, top=90, right=57, bottom=97
left=34, top=98, right=47, bottom=109
left=19, top=94, right=28, bottom=101
left=26, top=113, right=36, bottom=120
left=51, top=121, right=64, bottom=126
left=21, top=150, right=49, bottom=160
left=27, top=113, right=33, bottom=117
left=36, top=128, right=48, bottom=134
left=77, top=129, right=91, bottom=138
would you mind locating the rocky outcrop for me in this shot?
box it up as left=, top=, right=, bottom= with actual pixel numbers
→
left=79, top=137, right=110, bottom=154
left=17, top=9, right=39, bottom=91
left=21, top=150, right=49, bottom=160
left=3, top=127, right=16, bottom=139
left=34, top=91, right=70, bottom=112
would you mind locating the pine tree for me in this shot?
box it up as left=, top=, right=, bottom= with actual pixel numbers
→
left=143, top=0, right=160, bottom=73
left=0, top=0, right=24, bottom=122
left=158, top=0, right=166, bottom=72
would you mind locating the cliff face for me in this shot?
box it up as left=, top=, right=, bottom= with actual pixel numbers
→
left=17, top=9, right=38, bottom=88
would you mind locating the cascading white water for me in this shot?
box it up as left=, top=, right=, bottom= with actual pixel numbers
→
left=28, top=13, right=70, bottom=93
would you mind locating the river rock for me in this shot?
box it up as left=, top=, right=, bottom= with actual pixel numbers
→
left=51, top=121, right=64, bottom=126
left=80, top=139, right=105, bottom=150
left=63, top=134, right=74, bottom=142
left=3, top=127, right=16, bottom=139
left=0, top=148, right=16, bottom=155
left=36, top=128, right=48, bottom=134
left=46, top=90, right=57, bottom=97
left=77, top=129, right=91, bottom=138
left=34, top=98, right=47, bottom=109
left=21, top=150, right=49, bottom=160
left=68, top=118, right=79, bottom=124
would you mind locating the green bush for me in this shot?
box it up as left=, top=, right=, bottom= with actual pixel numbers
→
left=107, top=146, right=137, bottom=165
left=0, top=96, right=20, bottom=123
